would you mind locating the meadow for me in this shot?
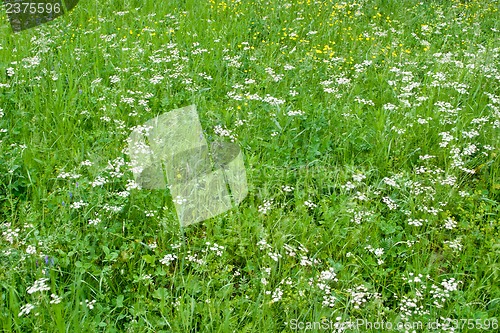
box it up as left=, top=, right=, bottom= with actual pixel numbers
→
left=0, top=0, right=499, bottom=331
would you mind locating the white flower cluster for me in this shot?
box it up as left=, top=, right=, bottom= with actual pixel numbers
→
left=205, top=242, right=225, bottom=257
left=2, top=226, right=19, bottom=244
left=27, top=278, right=50, bottom=294
left=80, top=299, right=96, bottom=309
left=382, top=196, right=398, bottom=210
left=50, top=294, right=62, bottom=304
left=18, top=303, right=35, bottom=317
left=304, top=200, right=317, bottom=208
left=160, top=254, right=177, bottom=266
left=70, top=200, right=88, bottom=209
left=444, top=238, right=462, bottom=252
left=287, top=110, right=305, bottom=116
left=213, top=124, right=236, bottom=142
left=347, top=285, right=380, bottom=310
left=408, top=218, right=426, bottom=227
left=186, top=251, right=205, bottom=265
left=258, top=199, right=273, bottom=215
left=443, top=217, right=457, bottom=230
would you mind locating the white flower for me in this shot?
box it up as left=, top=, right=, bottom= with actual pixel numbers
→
left=160, top=254, right=177, bottom=266
left=374, top=248, right=384, bottom=257
left=50, top=294, right=62, bottom=304
left=444, top=238, right=462, bottom=252
left=70, top=200, right=88, bottom=209
left=27, top=278, right=50, bottom=294
left=352, top=173, right=366, bottom=182
left=443, top=217, right=457, bottom=230
left=304, top=200, right=317, bottom=208
left=88, top=217, right=101, bottom=226
left=408, top=218, right=425, bottom=227
left=208, top=242, right=225, bottom=256
left=382, top=196, right=398, bottom=210
left=268, top=252, right=282, bottom=262
left=342, top=181, right=356, bottom=190
left=441, top=278, right=461, bottom=292
left=258, top=200, right=273, bottom=214
left=91, top=176, right=108, bottom=187
left=173, top=196, right=187, bottom=205
left=26, top=245, right=36, bottom=255
left=319, top=268, right=338, bottom=282
left=18, top=303, right=35, bottom=317
left=287, top=110, right=305, bottom=116
left=322, top=295, right=337, bottom=308
left=80, top=299, right=96, bottom=310
left=271, top=287, right=283, bottom=303
left=145, top=210, right=156, bottom=217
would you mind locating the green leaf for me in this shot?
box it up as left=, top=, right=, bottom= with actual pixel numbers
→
left=142, top=254, right=156, bottom=265
left=153, top=287, right=169, bottom=300
left=116, top=294, right=124, bottom=308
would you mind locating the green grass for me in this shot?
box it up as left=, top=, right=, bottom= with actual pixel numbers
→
left=0, top=0, right=499, bottom=332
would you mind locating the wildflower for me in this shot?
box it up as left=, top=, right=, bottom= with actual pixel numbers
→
left=349, top=210, right=373, bottom=224
left=145, top=210, right=156, bottom=217
left=319, top=268, right=338, bottom=282
left=91, top=176, right=108, bottom=187
left=300, top=255, right=320, bottom=266
left=173, top=196, right=187, bottom=205
left=88, top=217, right=101, bottom=225
left=27, top=278, right=50, bottom=294
left=444, top=238, right=462, bottom=252
left=80, top=299, right=96, bottom=309
left=213, top=124, right=236, bottom=142
left=186, top=252, right=204, bottom=265
left=268, top=252, right=282, bottom=262
left=382, top=196, right=398, bottom=210
left=257, top=239, right=271, bottom=250
left=342, top=181, right=356, bottom=190
left=26, top=245, right=36, bottom=255
left=70, top=200, right=88, bottom=209
left=258, top=200, right=273, bottom=214
left=352, top=173, right=366, bottom=182
left=322, top=295, right=337, bottom=308
left=18, top=303, right=35, bottom=317
left=287, top=110, right=305, bottom=116
left=443, top=217, right=457, bottom=230
left=408, top=218, right=426, bottom=227
left=383, top=177, right=400, bottom=188
left=304, top=200, right=317, bottom=208
left=347, top=285, right=369, bottom=309
left=270, top=287, right=283, bottom=303
left=207, top=242, right=224, bottom=256
left=50, top=294, right=62, bottom=304
left=283, top=244, right=296, bottom=257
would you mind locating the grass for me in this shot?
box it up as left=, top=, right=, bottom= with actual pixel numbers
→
left=0, top=0, right=499, bottom=332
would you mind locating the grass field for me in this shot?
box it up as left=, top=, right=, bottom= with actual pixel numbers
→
left=0, top=0, right=499, bottom=331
